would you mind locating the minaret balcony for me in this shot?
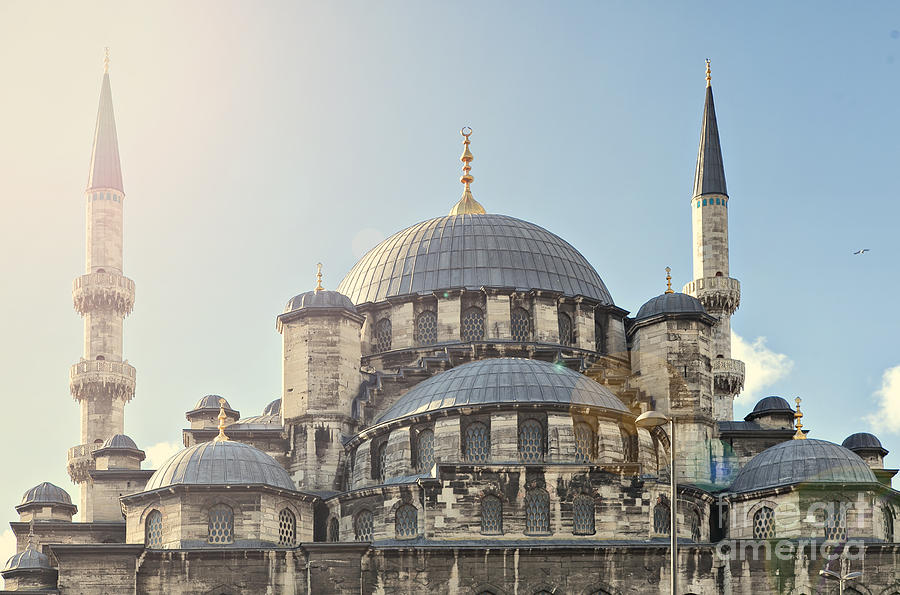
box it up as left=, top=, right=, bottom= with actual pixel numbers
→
left=66, top=443, right=100, bottom=483
left=683, top=276, right=740, bottom=314
left=712, top=357, right=745, bottom=395
left=69, top=359, right=136, bottom=402
left=72, top=272, right=135, bottom=317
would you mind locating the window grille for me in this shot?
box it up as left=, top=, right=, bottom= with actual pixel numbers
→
left=395, top=504, right=417, bottom=539
left=278, top=509, right=296, bottom=546
left=416, top=429, right=435, bottom=472
left=573, top=422, right=594, bottom=463
left=208, top=504, right=234, bottom=544
left=415, top=310, right=438, bottom=345
left=145, top=510, right=162, bottom=548
left=480, top=496, right=502, bottom=535
left=824, top=505, right=847, bottom=542
left=373, top=442, right=387, bottom=483
left=518, top=419, right=543, bottom=462
left=374, top=318, right=392, bottom=353
left=691, top=510, right=702, bottom=542
left=620, top=427, right=638, bottom=462
left=465, top=422, right=490, bottom=463
left=525, top=489, right=550, bottom=534
left=558, top=312, right=573, bottom=346
left=572, top=495, right=595, bottom=535
left=884, top=507, right=894, bottom=542
left=354, top=510, right=373, bottom=541
left=653, top=498, right=670, bottom=535
left=328, top=516, right=340, bottom=542
left=753, top=506, right=774, bottom=539
left=510, top=307, right=531, bottom=342
left=461, top=306, right=485, bottom=342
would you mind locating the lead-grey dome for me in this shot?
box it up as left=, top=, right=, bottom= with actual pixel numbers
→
left=192, top=394, right=231, bottom=410
left=3, top=547, right=51, bottom=572
left=338, top=214, right=613, bottom=305
left=144, top=440, right=294, bottom=492
left=283, top=289, right=357, bottom=314
left=101, top=434, right=139, bottom=450
left=744, top=396, right=794, bottom=422
left=635, top=292, right=706, bottom=321
left=842, top=432, right=888, bottom=456
left=20, top=482, right=72, bottom=507
left=730, top=439, right=878, bottom=493
left=377, top=358, right=630, bottom=424
left=262, top=398, right=281, bottom=416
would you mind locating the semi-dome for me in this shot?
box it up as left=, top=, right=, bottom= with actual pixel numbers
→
left=20, top=482, right=72, bottom=507
left=262, top=398, right=281, bottom=416
left=730, top=439, right=878, bottom=493
left=376, top=357, right=631, bottom=424
left=842, top=432, right=888, bottom=456
left=192, top=394, right=231, bottom=411
left=3, top=547, right=51, bottom=572
left=744, top=396, right=794, bottom=421
left=144, top=440, right=295, bottom=492
left=634, top=292, right=706, bottom=321
left=101, top=434, right=139, bottom=450
left=338, top=214, right=613, bottom=305
left=283, top=289, right=357, bottom=314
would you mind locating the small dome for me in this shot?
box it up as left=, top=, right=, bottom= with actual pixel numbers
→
left=262, top=398, right=281, bottom=416
left=192, top=394, right=231, bottom=411
left=842, top=432, right=888, bottom=456
left=3, top=547, right=51, bottom=572
left=283, top=290, right=357, bottom=314
left=144, top=440, right=294, bottom=492
left=377, top=358, right=631, bottom=425
left=634, top=292, right=706, bottom=321
left=744, top=396, right=794, bottom=421
left=20, top=482, right=72, bottom=507
left=731, top=439, right=878, bottom=493
left=101, top=434, right=139, bottom=450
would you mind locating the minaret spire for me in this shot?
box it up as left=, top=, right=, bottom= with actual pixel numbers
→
left=87, top=49, right=124, bottom=193
left=693, top=60, right=727, bottom=199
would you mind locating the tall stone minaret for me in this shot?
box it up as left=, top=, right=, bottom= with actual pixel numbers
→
left=683, top=60, right=743, bottom=421
left=66, top=50, right=136, bottom=516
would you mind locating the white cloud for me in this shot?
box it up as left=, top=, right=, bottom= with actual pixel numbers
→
left=0, top=529, right=17, bottom=588
left=867, top=365, right=900, bottom=433
left=144, top=441, right=182, bottom=469
left=731, top=331, right=793, bottom=404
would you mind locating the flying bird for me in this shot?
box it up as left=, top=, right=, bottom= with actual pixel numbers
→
left=853, top=249, right=870, bottom=255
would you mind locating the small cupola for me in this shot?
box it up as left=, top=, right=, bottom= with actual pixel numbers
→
left=744, top=396, right=795, bottom=430
left=92, top=434, right=145, bottom=470
left=186, top=394, right=240, bottom=429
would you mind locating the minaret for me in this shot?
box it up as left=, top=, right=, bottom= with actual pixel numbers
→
left=66, top=49, right=136, bottom=517
left=683, top=60, right=744, bottom=421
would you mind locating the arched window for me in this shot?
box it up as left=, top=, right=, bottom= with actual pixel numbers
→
left=558, top=312, right=573, bottom=346
left=374, top=318, right=392, bottom=353
left=620, top=427, right=638, bottom=462
left=753, top=506, right=774, bottom=539
left=510, top=307, right=532, bottom=342
left=690, top=510, right=702, bottom=542
left=518, top=419, right=543, bottom=462
left=328, top=516, right=340, bottom=542
left=653, top=496, right=670, bottom=535
left=824, top=505, right=846, bottom=541
left=461, top=306, right=485, bottom=342
left=395, top=504, right=417, bottom=539
left=573, top=422, right=594, bottom=463
left=278, top=509, right=296, bottom=546
left=572, top=495, right=595, bottom=535
left=415, top=310, right=438, bottom=345
left=145, top=510, right=162, bottom=548
left=416, top=429, right=435, bottom=472
left=465, top=422, right=490, bottom=462
left=480, top=495, right=502, bottom=535
left=372, top=442, right=387, bottom=483
left=594, top=319, right=606, bottom=353
left=884, top=506, right=894, bottom=542
left=354, top=510, right=373, bottom=541
left=208, top=504, right=234, bottom=544
left=525, top=488, right=550, bottom=534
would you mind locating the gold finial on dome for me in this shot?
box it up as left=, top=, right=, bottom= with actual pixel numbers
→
left=450, top=126, right=486, bottom=216
left=214, top=397, right=230, bottom=442
left=315, top=263, right=324, bottom=292
left=793, top=397, right=806, bottom=439
left=705, top=59, right=711, bottom=88
left=104, top=47, right=110, bottom=74
left=665, top=267, right=674, bottom=294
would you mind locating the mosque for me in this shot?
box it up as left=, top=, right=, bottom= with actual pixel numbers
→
left=2, top=55, right=899, bottom=594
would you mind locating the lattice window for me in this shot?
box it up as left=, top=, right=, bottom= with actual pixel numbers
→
left=824, top=506, right=847, bottom=542
left=510, top=307, right=531, bottom=342
left=480, top=495, right=503, bottom=535
left=620, top=427, right=638, bottom=463
left=573, top=422, right=594, bottom=463
left=354, top=510, right=373, bottom=541
left=518, top=419, right=543, bottom=462
left=395, top=504, right=417, bottom=539
left=691, top=510, right=702, bottom=542
left=278, top=508, right=296, bottom=546
left=145, top=510, right=162, bottom=548
left=753, top=506, right=774, bottom=539
left=572, top=495, right=595, bottom=535
left=415, top=310, right=438, bottom=345
left=372, top=442, right=387, bottom=483
left=461, top=306, right=485, bottom=342
left=417, top=429, right=435, bottom=472
left=328, top=516, right=340, bottom=542
left=653, top=497, right=670, bottom=535
left=374, top=318, right=392, bottom=353
left=208, top=504, right=234, bottom=544
left=884, top=506, right=894, bottom=542
left=465, top=422, right=490, bottom=463
left=525, top=489, right=550, bottom=534
left=558, top=312, right=573, bottom=346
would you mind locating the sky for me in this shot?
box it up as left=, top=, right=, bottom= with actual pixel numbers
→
left=1, top=0, right=899, bottom=569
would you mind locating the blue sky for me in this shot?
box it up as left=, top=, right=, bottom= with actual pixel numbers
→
left=1, top=0, right=899, bottom=563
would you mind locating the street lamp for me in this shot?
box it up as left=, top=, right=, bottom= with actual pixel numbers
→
left=636, top=410, right=676, bottom=595
left=819, top=557, right=861, bottom=595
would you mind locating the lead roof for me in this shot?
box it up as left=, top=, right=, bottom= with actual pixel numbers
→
left=86, top=72, right=123, bottom=192
left=693, top=85, right=728, bottom=198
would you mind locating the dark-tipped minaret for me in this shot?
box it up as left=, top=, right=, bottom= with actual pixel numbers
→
left=683, top=60, right=743, bottom=422
left=67, top=49, right=137, bottom=519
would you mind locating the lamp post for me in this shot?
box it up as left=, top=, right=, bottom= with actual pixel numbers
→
left=819, top=557, right=861, bottom=595
left=636, top=410, right=676, bottom=595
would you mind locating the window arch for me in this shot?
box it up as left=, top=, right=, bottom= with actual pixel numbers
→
left=415, top=310, right=438, bottom=345
left=416, top=429, right=435, bottom=472
left=510, top=307, right=531, bottom=342
left=753, top=506, right=774, bottom=539
left=328, top=516, right=340, bottom=542
left=653, top=496, right=670, bottom=535
left=208, top=504, right=234, bottom=544
left=354, top=510, right=373, bottom=541
left=278, top=508, right=296, bottom=546
left=395, top=504, right=417, bottom=539
left=461, top=306, right=485, bottom=342
left=518, top=419, right=544, bottom=462
left=464, top=422, right=490, bottom=462
left=145, top=510, right=162, bottom=548
left=572, top=494, right=595, bottom=535
left=524, top=489, right=550, bottom=534
left=558, top=312, right=573, bottom=346
left=884, top=506, right=894, bottom=542
left=573, top=422, right=594, bottom=463
left=480, top=495, right=502, bottom=535
left=374, top=318, right=392, bottom=353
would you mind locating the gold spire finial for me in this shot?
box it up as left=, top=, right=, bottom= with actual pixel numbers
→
left=450, top=126, right=486, bottom=215
left=705, top=59, right=711, bottom=88
left=665, top=266, right=674, bottom=294
left=315, top=263, right=324, bottom=292
left=104, top=47, right=110, bottom=74
left=793, top=397, right=806, bottom=439
left=214, top=397, right=230, bottom=442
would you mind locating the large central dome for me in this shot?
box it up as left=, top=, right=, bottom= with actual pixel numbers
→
left=338, top=214, right=613, bottom=305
